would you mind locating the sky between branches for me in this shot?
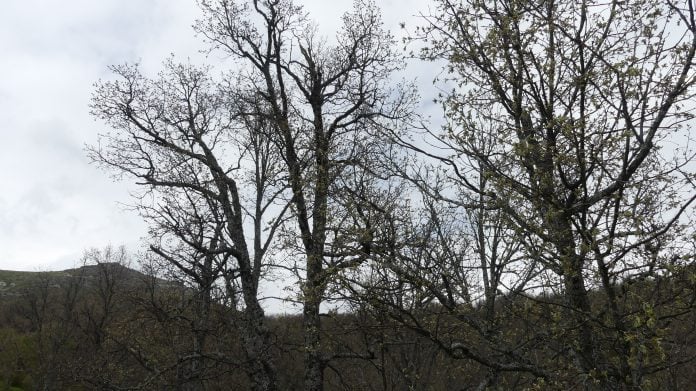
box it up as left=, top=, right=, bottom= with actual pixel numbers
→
left=0, top=0, right=435, bottom=271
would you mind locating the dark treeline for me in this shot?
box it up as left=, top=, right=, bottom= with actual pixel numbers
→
left=2, top=258, right=696, bottom=390
left=4, top=0, right=696, bottom=389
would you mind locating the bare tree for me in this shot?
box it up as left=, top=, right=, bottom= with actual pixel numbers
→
left=382, top=0, right=696, bottom=389
left=194, top=1, right=417, bottom=389
left=89, top=60, right=286, bottom=390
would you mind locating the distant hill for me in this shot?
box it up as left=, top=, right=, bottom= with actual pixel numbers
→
left=0, top=263, right=170, bottom=297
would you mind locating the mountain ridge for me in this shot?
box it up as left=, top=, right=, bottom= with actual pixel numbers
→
left=0, top=263, right=168, bottom=296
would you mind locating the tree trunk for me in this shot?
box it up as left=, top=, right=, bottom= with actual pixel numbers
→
left=303, top=291, right=323, bottom=391
left=303, top=245, right=325, bottom=390
left=240, top=273, right=277, bottom=391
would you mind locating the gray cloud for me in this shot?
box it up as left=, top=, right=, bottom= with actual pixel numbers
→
left=0, top=0, right=432, bottom=271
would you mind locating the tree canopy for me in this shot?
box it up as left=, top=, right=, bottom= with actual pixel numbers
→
left=4, top=0, right=695, bottom=390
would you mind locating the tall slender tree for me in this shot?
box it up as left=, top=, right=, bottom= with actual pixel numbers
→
left=90, top=1, right=415, bottom=389
left=194, top=1, right=416, bottom=389
left=90, top=60, right=285, bottom=390
left=383, top=0, right=696, bottom=388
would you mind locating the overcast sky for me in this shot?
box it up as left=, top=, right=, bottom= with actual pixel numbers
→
left=0, top=0, right=432, bottom=272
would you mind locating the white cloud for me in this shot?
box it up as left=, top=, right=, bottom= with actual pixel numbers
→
left=0, top=0, right=202, bottom=270
left=0, top=0, right=435, bottom=272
